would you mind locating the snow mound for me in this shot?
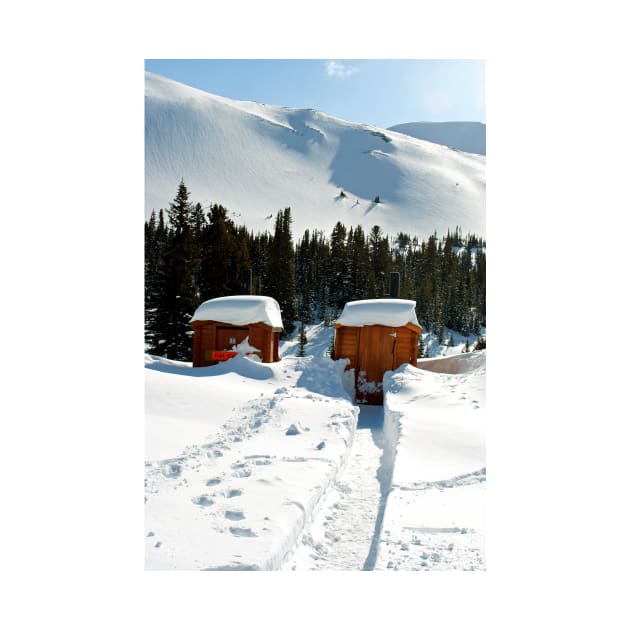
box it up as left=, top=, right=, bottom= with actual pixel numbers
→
left=336, top=299, right=420, bottom=328
left=231, top=336, right=261, bottom=358
left=190, top=295, right=283, bottom=329
left=416, top=350, right=485, bottom=374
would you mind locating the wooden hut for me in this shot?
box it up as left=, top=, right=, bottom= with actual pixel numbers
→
left=190, top=296, right=283, bottom=367
left=334, top=299, right=421, bottom=405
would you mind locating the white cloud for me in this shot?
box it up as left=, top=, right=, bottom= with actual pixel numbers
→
left=325, top=60, right=357, bottom=79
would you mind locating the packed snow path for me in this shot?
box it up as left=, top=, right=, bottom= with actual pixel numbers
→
left=282, top=406, right=389, bottom=570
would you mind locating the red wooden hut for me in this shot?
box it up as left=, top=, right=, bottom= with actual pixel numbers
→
left=334, top=299, right=421, bottom=404
left=190, top=296, right=283, bottom=367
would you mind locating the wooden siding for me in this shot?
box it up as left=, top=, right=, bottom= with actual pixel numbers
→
left=191, top=319, right=282, bottom=366
left=248, top=323, right=273, bottom=363
left=334, top=327, right=360, bottom=368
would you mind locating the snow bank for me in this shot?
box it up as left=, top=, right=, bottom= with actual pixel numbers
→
left=375, top=352, right=486, bottom=570
left=336, top=299, right=420, bottom=328
left=416, top=350, right=485, bottom=374
left=190, top=295, right=283, bottom=329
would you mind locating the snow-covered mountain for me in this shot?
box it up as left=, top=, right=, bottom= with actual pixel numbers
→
left=387, top=121, right=486, bottom=156
left=145, top=72, right=485, bottom=238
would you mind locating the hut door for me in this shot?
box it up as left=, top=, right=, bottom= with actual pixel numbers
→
left=379, top=327, right=396, bottom=376
left=356, top=326, right=396, bottom=404
left=216, top=327, right=249, bottom=351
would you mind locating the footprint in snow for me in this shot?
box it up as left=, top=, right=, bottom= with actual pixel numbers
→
left=161, top=462, right=182, bottom=478
left=192, top=495, right=215, bottom=507
left=225, top=510, right=245, bottom=521
left=229, top=527, right=256, bottom=537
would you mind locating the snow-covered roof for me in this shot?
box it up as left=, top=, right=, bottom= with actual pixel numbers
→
left=190, top=295, right=283, bottom=329
left=336, top=299, right=420, bottom=328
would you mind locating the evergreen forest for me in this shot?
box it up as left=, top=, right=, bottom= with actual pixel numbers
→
left=145, top=181, right=486, bottom=360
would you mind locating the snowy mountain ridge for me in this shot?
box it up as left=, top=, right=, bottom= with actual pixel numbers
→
left=145, top=72, right=485, bottom=238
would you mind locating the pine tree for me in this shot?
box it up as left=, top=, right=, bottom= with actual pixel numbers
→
left=368, top=225, right=390, bottom=297
left=323, top=306, right=331, bottom=327
left=248, top=231, right=271, bottom=296
left=297, top=320, right=307, bottom=357
left=328, top=221, right=347, bottom=308
left=296, top=230, right=315, bottom=322
left=191, top=202, right=206, bottom=240
left=167, top=179, right=193, bottom=231
left=145, top=210, right=161, bottom=350
left=328, top=329, right=336, bottom=359
left=309, top=230, right=329, bottom=320
left=150, top=180, right=198, bottom=360
left=366, top=271, right=377, bottom=299
left=418, top=334, right=425, bottom=359
left=424, top=342, right=431, bottom=358
left=323, top=285, right=331, bottom=325
left=266, top=208, right=297, bottom=334
left=198, top=204, right=249, bottom=299
left=348, top=225, right=369, bottom=300
left=145, top=209, right=169, bottom=352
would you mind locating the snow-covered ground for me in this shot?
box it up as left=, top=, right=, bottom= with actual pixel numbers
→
left=145, top=72, right=485, bottom=238
left=145, top=322, right=485, bottom=570
left=376, top=352, right=486, bottom=570
left=145, top=351, right=356, bottom=570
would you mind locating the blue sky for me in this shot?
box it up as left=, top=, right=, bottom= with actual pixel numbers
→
left=145, top=59, right=485, bottom=129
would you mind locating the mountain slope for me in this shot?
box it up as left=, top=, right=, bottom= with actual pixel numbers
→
left=387, top=122, right=486, bottom=156
left=145, top=72, right=485, bottom=237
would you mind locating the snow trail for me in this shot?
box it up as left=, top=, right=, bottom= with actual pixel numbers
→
left=282, top=406, right=389, bottom=570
